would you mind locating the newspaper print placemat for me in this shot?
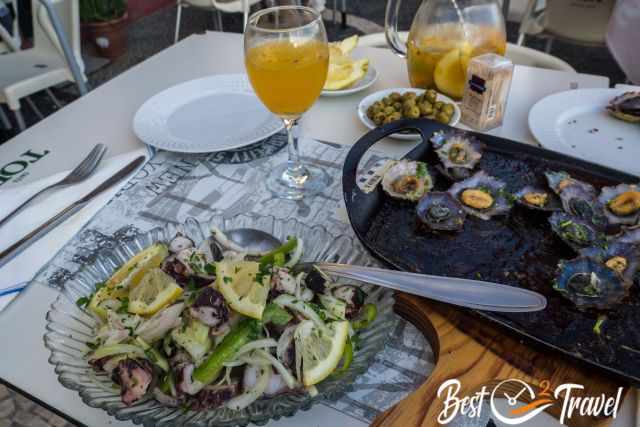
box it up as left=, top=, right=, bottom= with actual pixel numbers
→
left=34, top=134, right=435, bottom=425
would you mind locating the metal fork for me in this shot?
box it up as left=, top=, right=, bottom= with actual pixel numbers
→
left=0, top=144, right=107, bottom=228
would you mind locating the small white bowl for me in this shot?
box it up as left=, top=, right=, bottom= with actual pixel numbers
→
left=357, top=88, right=461, bottom=140
left=321, top=65, right=378, bottom=97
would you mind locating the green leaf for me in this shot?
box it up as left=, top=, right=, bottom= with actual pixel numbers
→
left=116, top=297, right=129, bottom=314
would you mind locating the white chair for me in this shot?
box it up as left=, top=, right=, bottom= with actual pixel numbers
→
left=0, top=0, right=86, bottom=131
left=517, top=0, right=616, bottom=51
left=0, top=0, right=20, bottom=53
left=358, top=32, right=575, bottom=72
left=174, top=0, right=261, bottom=42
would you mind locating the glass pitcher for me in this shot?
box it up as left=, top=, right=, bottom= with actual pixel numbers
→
left=385, top=0, right=506, bottom=99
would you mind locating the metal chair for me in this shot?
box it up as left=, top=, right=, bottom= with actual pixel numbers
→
left=0, top=0, right=87, bottom=131
left=358, top=31, right=575, bottom=72
left=174, top=0, right=262, bottom=42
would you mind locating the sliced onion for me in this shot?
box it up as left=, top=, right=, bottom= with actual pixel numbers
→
left=284, top=238, right=304, bottom=267
left=274, top=295, right=329, bottom=334
left=135, top=303, right=184, bottom=343
left=235, top=339, right=278, bottom=358
left=88, top=344, right=146, bottom=362
left=254, top=349, right=297, bottom=389
left=226, top=365, right=271, bottom=410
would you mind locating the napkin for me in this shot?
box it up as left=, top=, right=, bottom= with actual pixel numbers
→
left=0, top=148, right=150, bottom=311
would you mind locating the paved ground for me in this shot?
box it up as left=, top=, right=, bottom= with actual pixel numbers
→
left=0, top=1, right=630, bottom=425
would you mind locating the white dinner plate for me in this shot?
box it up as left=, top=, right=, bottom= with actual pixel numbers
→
left=357, top=88, right=461, bottom=140
left=321, top=65, right=378, bottom=97
left=133, top=74, right=283, bottom=153
left=529, top=88, right=640, bottom=176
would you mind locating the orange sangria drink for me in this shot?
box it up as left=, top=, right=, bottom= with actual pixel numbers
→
left=407, top=22, right=506, bottom=99
left=246, top=40, right=329, bottom=119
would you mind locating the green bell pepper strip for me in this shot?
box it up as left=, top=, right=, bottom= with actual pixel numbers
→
left=193, top=319, right=259, bottom=384
left=352, top=303, right=377, bottom=330
left=259, top=237, right=298, bottom=266
left=332, top=337, right=353, bottom=377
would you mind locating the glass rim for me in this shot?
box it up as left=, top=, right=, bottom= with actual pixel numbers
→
left=247, top=5, right=323, bottom=34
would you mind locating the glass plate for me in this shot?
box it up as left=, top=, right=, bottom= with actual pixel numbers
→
left=44, top=214, right=397, bottom=426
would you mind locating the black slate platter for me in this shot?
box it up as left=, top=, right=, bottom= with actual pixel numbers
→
left=343, top=118, right=640, bottom=386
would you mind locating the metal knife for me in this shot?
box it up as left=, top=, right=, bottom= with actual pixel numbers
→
left=0, top=156, right=146, bottom=269
left=308, top=263, right=547, bottom=313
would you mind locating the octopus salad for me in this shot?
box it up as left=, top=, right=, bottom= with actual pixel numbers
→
left=77, top=229, right=378, bottom=410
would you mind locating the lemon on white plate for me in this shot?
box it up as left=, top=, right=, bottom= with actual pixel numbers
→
left=216, top=260, right=270, bottom=320
left=128, top=268, right=183, bottom=316
left=295, top=320, right=349, bottom=386
left=88, top=243, right=169, bottom=319
left=322, top=35, right=377, bottom=96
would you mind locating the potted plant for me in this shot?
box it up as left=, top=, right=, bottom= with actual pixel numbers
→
left=80, top=0, right=128, bottom=59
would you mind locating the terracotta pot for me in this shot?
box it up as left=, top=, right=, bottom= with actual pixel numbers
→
left=81, top=12, right=129, bottom=60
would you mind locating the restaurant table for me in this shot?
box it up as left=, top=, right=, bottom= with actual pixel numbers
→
left=0, top=31, right=633, bottom=427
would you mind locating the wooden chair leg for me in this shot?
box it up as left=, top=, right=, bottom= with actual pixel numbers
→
left=174, top=2, right=182, bottom=43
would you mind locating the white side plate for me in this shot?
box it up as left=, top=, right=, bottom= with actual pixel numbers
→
left=357, top=88, right=461, bottom=140
left=529, top=88, right=640, bottom=176
left=321, top=65, right=378, bottom=97
left=133, top=74, right=283, bottom=153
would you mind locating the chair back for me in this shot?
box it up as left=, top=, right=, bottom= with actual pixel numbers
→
left=544, top=0, right=615, bottom=45
left=33, top=0, right=84, bottom=73
left=606, top=0, right=640, bottom=84
left=0, top=0, right=20, bottom=53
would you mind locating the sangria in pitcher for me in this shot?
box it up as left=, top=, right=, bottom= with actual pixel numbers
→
left=386, top=0, right=506, bottom=99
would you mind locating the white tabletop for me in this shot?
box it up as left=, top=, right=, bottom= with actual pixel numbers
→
left=1, top=31, right=630, bottom=427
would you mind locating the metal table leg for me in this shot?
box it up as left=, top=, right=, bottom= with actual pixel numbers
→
left=37, top=0, right=88, bottom=95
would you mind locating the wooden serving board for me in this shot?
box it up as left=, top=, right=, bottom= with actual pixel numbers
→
left=372, top=293, right=628, bottom=427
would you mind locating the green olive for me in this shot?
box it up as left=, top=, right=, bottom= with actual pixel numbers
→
left=426, top=90, right=438, bottom=103
left=393, top=102, right=403, bottom=111
left=434, top=101, right=444, bottom=110
left=405, top=106, right=420, bottom=119
left=419, top=102, right=433, bottom=116
left=373, top=112, right=386, bottom=126
left=405, top=92, right=417, bottom=100
left=389, top=112, right=402, bottom=121
left=426, top=113, right=436, bottom=120
left=442, top=103, right=455, bottom=116
left=390, top=92, right=402, bottom=102
left=383, top=114, right=396, bottom=125
left=383, top=106, right=395, bottom=115
left=436, top=111, right=451, bottom=124
left=383, top=97, right=393, bottom=106
left=367, top=106, right=376, bottom=118
left=402, top=99, right=416, bottom=110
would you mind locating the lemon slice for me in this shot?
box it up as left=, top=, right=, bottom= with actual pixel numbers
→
left=324, top=58, right=369, bottom=91
left=296, top=320, right=349, bottom=386
left=128, top=268, right=183, bottom=316
left=336, top=35, right=359, bottom=55
left=216, top=261, right=270, bottom=320
left=88, top=286, right=119, bottom=320
left=106, top=243, right=169, bottom=294
left=434, top=44, right=472, bottom=99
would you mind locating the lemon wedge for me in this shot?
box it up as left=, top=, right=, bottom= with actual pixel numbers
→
left=324, top=58, right=369, bottom=91
left=128, top=268, right=183, bottom=316
left=106, top=243, right=168, bottom=294
left=336, top=35, right=359, bottom=55
left=216, top=261, right=270, bottom=320
left=88, top=286, right=119, bottom=320
left=324, top=36, right=368, bottom=91
left=296, top=320, right=349, bottom=386
left=434, top=43, right=473, bottom=99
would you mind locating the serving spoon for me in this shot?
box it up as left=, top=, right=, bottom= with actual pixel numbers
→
left=216, top=228, right=547, bottom=313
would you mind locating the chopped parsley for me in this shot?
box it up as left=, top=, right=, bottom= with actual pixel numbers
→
left=223, top=276, right=232, bottom=284
left=117, top=297, right=129, bottom=314
left=85, top=341, right=98, bottom=350
left=204, top=263, right=216, bottom=275
left=76, top=296, right=90, bottom=308
left=186, top=278, right=199, bottom=292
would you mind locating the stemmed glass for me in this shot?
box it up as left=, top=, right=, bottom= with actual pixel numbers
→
left=244, top=6, right=330, bottom=200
